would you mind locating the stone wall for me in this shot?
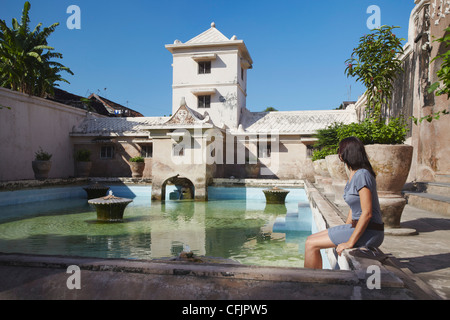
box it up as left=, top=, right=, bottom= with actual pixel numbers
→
left=0, top=88, right=88, bottom=181
left=413, top=0, right=450, bottom=181
left=71, top=137, right=153, bottom=178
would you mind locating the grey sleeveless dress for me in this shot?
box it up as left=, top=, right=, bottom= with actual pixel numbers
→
left=328, top=169, right=384, bottom=248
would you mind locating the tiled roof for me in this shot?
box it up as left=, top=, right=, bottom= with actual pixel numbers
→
left=238, top=109, right=357, bottom=134
left=72, top=116, right=168, bottom=135
left=186, top=24, right=230, bottom=44
left=48, top=88, right=110, bottom=116
left=89, top=94, right=144, bottom=117
left=71, top=104, right=212, bottom=135
left=72, top=108, right=357, bottom=136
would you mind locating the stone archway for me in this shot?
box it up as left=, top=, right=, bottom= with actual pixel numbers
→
left=163, top=175, right=195, bottom=201
left=152, top=174, right=206, bottom=201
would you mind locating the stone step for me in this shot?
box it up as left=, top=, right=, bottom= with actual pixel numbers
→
left=404, top=191, right=450, bottom=216
left=426, top=182, right=450, bottom=197
left=435, top=174, right=450, bottom=184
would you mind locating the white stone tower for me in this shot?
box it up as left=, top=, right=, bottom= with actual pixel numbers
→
left=165, top=22, right=253, bottom=129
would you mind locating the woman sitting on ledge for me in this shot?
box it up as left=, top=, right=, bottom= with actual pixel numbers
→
left=304, top=136, right=384, bottom=269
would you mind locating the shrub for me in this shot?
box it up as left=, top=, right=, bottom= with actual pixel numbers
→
left=336, top=117, right=408, bottom=145
left=312, top=147, right=337, bottom=161
left=311, top=117, right=408, bottom=161
left=311, top=122, right=343, bottom=160
left=35, top=147, right=52, bottom=161
left=74, top=149, right=91, bottom=162
left=129, top=156, right=144, bottom=162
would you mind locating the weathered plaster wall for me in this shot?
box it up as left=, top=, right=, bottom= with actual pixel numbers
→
left=72, top=137, right=153, bottom=178
left=414, top=1, right=450, bottom=180
left=0, top=88, right=88, bottom=181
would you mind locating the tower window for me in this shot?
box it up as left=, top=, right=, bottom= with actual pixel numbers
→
left=198, top=95, right=211, bottom=108
left=198, top=61, right=211, bottom=74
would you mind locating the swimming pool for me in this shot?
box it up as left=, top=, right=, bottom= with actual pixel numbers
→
left=0, top=185, right=313, bottom=268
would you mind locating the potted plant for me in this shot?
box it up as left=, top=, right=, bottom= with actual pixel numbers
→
left=344, top=26, right=413, bottom=228
left=32, top=147, right=52, bottom=180
left=129, top=156, right=145, bottom=178
left=345, top=25, right=405, bottom=120
left=74, top=149, right=92, bottom=178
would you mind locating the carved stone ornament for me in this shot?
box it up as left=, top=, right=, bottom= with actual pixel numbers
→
left=431, top=0, right=450, bottom=25
left=165, top=105, right=197, bottom=125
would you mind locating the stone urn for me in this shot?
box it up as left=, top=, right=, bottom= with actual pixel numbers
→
left=315, top=159, right=333, bottom=194
left=32, top=160, right=52, bottom=180
left=130, top=161, right=145, bottom=178
left=325, top=154, right=348, bottom=206
left=365, top=144, right=413, bottom=228
left=75, top=161, right=92, bottom=178
left=312, top=160, right=322, bottom=184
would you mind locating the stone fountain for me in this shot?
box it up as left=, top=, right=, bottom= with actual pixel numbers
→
left=88, top=191, right=133, bottom=222
left=263, top=186, right=290, bottom=204
left=83, top=182, right=110, bottom=200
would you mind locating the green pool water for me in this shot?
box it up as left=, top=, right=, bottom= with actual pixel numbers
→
left=0, top=187, right=312, bottom=268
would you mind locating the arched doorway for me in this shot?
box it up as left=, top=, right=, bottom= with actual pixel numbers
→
left=162, top=175, right=195, bottom=201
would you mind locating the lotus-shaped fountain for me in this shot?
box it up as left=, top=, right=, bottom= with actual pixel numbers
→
left=83, top=182, right=110, bottom=200
left=88, top=191, right=133, bottom=222
left=262, top=186, right=290, bottom=204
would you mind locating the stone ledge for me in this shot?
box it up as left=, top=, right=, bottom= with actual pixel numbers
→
left=0, top=253, right=358, bottom=286
left=404, top=192, right=450, bottom=216
left=0, top=177, right=152, bottom=191
left=0, top=253, right=422, bottom=300
left=0, top=252, right=417, bottom=300
left=212, top=178, right=304, bottom=187
left=0, top=178, right=89, bottom=191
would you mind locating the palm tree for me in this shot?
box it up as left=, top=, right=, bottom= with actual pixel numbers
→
left=0, top=1, right=73, bottom=97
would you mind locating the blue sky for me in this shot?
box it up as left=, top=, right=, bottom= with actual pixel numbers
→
left=1, top=0, right=416, bottom=116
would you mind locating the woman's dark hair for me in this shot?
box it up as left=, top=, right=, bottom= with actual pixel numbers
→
left=337, top=136, right=376, bottom=177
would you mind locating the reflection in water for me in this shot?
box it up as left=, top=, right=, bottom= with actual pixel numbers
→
left=0, top=188, right=312, bottom=268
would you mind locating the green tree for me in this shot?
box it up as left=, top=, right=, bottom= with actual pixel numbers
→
left=345, top=26, right=404, bottom=121
left=0, top=1, right=73, bottom=97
